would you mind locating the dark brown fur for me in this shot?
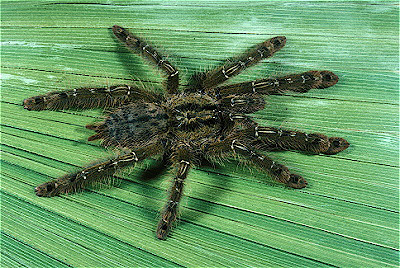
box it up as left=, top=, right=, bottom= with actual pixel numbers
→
left=24, top=25, right=349, bottom=240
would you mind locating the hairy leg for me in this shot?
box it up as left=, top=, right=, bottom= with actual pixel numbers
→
left=35, top=143, right=163, bottom=197
left=23, top=85, right=159, bottom=111
left=112, top=25, right=179, bottom=94
left=247, top=126, right=349, bottom=155
left=157, top=159, right=191, bottom=240
left=214, top=70, right=339, bottom=97
left=189, top=36, right=286, bottom=91
left=205, top=137, right=307, bottom=188
left=218, top=94, right=266, bottom=114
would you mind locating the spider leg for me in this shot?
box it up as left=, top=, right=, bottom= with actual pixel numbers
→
left=157, top=159, right=191, bottom=240
left=189, top=36, right=286, bottom=91
left=112, top=25, right=179, bottom=94
left=218, top=94, right=266, bottom=114
left=23, top=85, right=159, bottom=111
left=214, top=70, right=339, bottom=97
left=35, top=143, right=163, bottom=197
left=206, top=137, right=307, bottom=188
left=247, top=126, right=349, bottom=155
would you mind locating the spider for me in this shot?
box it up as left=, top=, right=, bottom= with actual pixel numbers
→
left=24, top=25, right=349, bottom=240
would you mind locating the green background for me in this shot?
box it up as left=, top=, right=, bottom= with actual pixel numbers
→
left=1, top=1, right=399, bottom=267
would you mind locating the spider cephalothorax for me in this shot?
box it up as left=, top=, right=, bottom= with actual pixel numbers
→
left=24, top=25, right=349, bottom=240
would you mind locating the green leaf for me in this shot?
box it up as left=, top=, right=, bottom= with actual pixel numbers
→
left=1, top=1, right=399, bottom=267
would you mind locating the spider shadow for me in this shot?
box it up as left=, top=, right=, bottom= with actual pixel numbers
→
left=258, top=95, right=291, bottom=125
left=178, top=160, right=231, bottom=228
left=254, top=62, right=297, bottom=126
left=109, top=29, right=150, bottom=82
left=133, top=158, right=169, bottom=220
left=134, top=158, right=230, bottom=230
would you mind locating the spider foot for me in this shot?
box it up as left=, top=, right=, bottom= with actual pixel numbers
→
left=324, top=137, right=350, bottom=155
left=265, top=159, right=307, bottom=189
left=312, top=70, right=339, bottom=89
left=156, top=220, right=171, bottom=240
left=270, top=36, right=287, bottom=51
left=286, top=174, right=308, bottom=189
left=23, top=96, right=46, bottom=111
left=303, top=134, right=349, bottom=155
left=35, top=181, right=61, bottom=197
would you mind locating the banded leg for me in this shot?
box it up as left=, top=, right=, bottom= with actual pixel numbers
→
left=218, top=94, right=266, bottom=114
left=206, top=137, right=307, bottom=188
left=35, top=143, right=162, bottom=197
left=249, top=126, right=349, bottom=155
left=214, top=70, right=339, bottom=97
left=112, top=25, right=179, bottom=94
left=157, top=159, right=191, bottom=240
left=23, top=85, right=158, bottom=111
left=189, top=36, right=286, bottom=91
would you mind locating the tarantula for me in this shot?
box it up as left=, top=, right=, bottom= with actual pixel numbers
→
left=24, top=25, right=349, bottom=240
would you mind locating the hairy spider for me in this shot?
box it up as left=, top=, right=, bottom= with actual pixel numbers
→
left=24, top=25, right=349, bottom=240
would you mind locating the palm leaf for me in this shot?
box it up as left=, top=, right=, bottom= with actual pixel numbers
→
left=1, top=1, right=399, bottom=267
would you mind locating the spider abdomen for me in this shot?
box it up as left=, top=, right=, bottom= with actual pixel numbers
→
left=88, top=102, right=168, bottom=148
left=107, top=103, right=168, bottom=146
